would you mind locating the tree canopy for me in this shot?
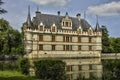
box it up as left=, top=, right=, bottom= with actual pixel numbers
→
left=102, top=25, right=120, bottom=53
left=0, top=18, right=24, bottom=55
left=0, top=0, right=7, bottom=14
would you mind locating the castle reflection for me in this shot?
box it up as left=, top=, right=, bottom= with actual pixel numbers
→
left=63, top=58, right=102, bottom=80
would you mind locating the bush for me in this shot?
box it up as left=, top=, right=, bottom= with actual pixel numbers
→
left=19, top=58, right=30, bottom=75
left=34, top=59, right=66, bottom=80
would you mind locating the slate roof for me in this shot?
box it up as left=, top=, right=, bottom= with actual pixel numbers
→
left=30, top=12, right=92, bottom=31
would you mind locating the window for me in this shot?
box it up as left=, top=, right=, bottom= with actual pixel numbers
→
left=70, top=45, right=72, bottom=51
left=78, top=37, right=81, bottom=43
left=89, top=46, right=92, bottom=51
left=63, top=36, right=65, bottom=42
left=70, top=37, right=72, bottom=42
left=62, top=21, right=72, bottom=27
left=39, top=35, right=43, bottom=41
left=89, top=37, right=92, bottom=43
left=63, top=36, right=72, bottom=42
left=78, top=29, right=82, bottom=34
left=66, top=36, right=69, bottom=42
left=78, top=45, right=81, bottom=51
left=66, top=22, right=68, bottom=27
left=89, top=29, right=92, bottom=35
left=52, top=45, right=56, bottom=51
left=63, top=45, right=72, bottom=51
left=40, top=26, right=43, bottom=31
left=39, top=45, right=43, bottom=50
left=62, top=16, right=72, bottom=28
left=52, top=27, right=55, bottom=32
left=63, top=45, right=65, bottom=51
left=66, top=45, right=69, bottom=51
left=66, top=65, right=72, bottom=71
left=79, top=65, right=81, bottom=70
left=89, top=64, right=92, bottom=70
left=52, top=35, right=55, bottom=42
left=63, top=22, right=65, bottom=26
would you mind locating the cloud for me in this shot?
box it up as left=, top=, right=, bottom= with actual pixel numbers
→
left=29, top=0, right=71, bottom=8
left=87, top=1, right=120, bottom=16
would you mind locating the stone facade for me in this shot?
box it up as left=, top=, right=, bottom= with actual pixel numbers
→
left=23, top=7, right=102, bottom=58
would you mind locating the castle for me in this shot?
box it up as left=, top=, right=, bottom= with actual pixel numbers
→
left=23, top=6, right=102, bottom=58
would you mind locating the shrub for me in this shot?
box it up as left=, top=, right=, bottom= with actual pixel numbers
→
left=19, top=58, right=30, bottom=75
left=34, top=59, right=66, bottom=80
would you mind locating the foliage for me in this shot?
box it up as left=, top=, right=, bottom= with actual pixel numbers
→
left=0, top=61, right=19, bottom=71
left=102, top=59, right=120, bottom=80
left=34, top=59, right=66, bottom=80
left=0, top=18, right=24, bottom=55
left=102, top=25, right=120, bottom=53
left=0, top=71, right=38, bottom=80
left=101, top=25, right=111, bottom=53
left=19, top=58, right=30, bottom=75
left=0, top=0, right=7, bottom=14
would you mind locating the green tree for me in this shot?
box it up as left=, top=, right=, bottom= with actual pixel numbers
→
left=0, top=19, right=24, bottom=55
left=0, top=0, right=7, bottom=14
left=0, top=18, right=9, bottom=31
left=102, top=25, right=111, bottom=53
left=34, top=59, right=66, bottom=80
left=114, top=38, right=120, bottom=53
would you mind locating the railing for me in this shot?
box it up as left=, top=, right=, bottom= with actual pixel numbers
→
left=102, top=53, right=120, bottom=59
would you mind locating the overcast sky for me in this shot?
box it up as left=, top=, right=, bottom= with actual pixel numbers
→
left=0, top=0, right=120, bottom=37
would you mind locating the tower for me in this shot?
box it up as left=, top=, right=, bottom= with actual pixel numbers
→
left=24, top=5, right=33, bottom=54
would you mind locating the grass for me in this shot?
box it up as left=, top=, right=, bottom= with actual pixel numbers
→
left=0, top=70, right=38, bottom=80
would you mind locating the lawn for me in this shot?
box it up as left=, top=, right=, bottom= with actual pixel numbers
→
left=0, top=70, right=38, bottom=80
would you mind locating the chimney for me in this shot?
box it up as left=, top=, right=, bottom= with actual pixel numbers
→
left=36, top=6, right=41, bottom=17
left=76, top=13, right=81, bottom=21
left=58, top=11, right=60, bottom=16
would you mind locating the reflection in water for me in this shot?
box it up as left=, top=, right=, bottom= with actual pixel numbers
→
left=63, top=58, right=102, bottom=80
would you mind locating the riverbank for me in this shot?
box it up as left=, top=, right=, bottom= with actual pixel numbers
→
left=0, top=71, right=38, bottom=80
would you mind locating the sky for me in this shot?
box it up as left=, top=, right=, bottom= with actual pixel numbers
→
left=0, top=0, right=120, bottom=37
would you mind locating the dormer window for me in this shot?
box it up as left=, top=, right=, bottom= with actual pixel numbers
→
left=38, top=22, right=44, bottom=31
left=40, top=26, right=43, bottom=31
left=88, top=27, right=93, bottom=35
left=77, top=26, right=82, bottom=34
left=51, top=23, right=57, bottom=32
left=52, top=26, right=55, bottom=32
left=62, top=21, right=72, bottom=27
left=62, top=12, right=72, bottom=29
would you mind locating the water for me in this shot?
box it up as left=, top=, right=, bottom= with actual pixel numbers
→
left=1, top=58, right=120, bottom=80
left=63, top=58, right=102, bottom=80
